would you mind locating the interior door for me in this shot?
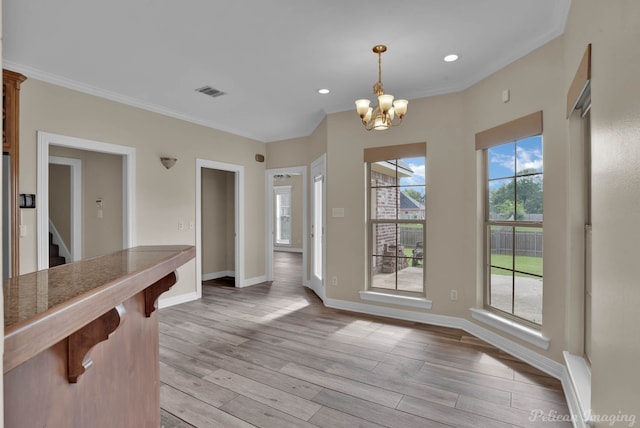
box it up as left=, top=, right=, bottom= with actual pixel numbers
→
left=310, top=155, right=325, bottom=297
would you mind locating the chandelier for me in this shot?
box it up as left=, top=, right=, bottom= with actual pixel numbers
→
left=355, top=45, right=408, bottom=131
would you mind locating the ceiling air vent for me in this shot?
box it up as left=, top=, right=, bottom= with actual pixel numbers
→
left=195, top=86, right=226, bottom=98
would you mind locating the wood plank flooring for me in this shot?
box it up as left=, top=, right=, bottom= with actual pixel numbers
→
left=160, top=252, right=570, bottom=428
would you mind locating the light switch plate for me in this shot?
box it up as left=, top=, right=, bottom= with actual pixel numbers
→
left=332, top=208, right=344, bottom=218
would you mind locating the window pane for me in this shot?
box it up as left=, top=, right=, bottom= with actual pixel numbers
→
left=490, top=267, right=513, bottom=314
left=516, top=136, right=543, bottom=175
left=398, top=224, right=423, bottom=256
left=398, top=157, right=425, bottom=186
left=398, top=256, right=423, bottom=292
left=399, top=187, right=425, bottom=219
left=371, top=256, right=396, bottom=290
left=372, top=187, right=398, bottom=220
left=490, top=226, right=513, bottom=270
left=488, top=142, right=515, bottom=180
left=489, top=178, right=517, bottom=220
left=372, top=223, right=397, bottom=257
left=514, top=228, right=543, bottom=275
left=371, top=161, right=398, bottom=187
left=516, top=176, right=543, bottom=220
left=275, top=192, right=291, bottom=244
left=514, top=273, right=543, bottom=324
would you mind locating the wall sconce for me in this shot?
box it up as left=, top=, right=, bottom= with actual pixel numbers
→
left=160, top=157, right=177, bottom=170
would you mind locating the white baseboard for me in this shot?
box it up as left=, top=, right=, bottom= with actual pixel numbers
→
left=158, top=291, right=199, bottom=309
left=202, top=270, right=235, bottom=281
left=274, top=247, right=303, bottom=253
left=560, top=367, right=589, bottom=428
left=239, top=275, right=267, bottom=288
left=562, top=351, right=591, bottom=427
left=323, top=297, right=564, bottom=380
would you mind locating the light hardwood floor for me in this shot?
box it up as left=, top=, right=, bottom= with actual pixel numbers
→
left=159, top=252, right=570, bottom=428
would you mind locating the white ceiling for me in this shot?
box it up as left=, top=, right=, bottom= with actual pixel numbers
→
left=3, top=0, right=570, bottom=143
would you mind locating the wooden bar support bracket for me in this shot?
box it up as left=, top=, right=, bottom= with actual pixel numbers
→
left=144, top=271, right=177, bottom=317
left=67, top=304, right=125, bottom=383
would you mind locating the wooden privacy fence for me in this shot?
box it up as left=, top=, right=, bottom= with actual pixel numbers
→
left=399, top=227, right=423, bottom=248
left=491, top=228, right=543, bottom=257
left=398, top=227, right=542, bottom=257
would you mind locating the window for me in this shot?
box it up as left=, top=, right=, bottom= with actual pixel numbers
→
left=485, top=134, right=543, bottom=325
left=366, top=143, right=426, bottom=294
left=274, top=186, right=291, bottom=245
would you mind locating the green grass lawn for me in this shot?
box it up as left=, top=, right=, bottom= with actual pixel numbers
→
left=396, top=248, right=541, bottom=277
left=490, top=253, right=542, bottom=277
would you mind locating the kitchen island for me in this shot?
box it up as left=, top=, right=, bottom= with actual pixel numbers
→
left=3, top=245, right=195, bottom=427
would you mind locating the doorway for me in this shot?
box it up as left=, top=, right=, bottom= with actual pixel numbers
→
left=37, top=132, right=135, bottom=270
left=195, top=159, right=244, bottom=297
left=265, top=166, right=307, bottom=286
left=201, top=168, right=235, bottom=285
left=48, top=155, right=82, bottom=264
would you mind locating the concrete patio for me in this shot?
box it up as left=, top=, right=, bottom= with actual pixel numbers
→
left=372, top=268, right=542, bottom=324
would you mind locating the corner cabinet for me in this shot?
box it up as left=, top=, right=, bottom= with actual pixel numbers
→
left=3, top=69, right=26, bottom=278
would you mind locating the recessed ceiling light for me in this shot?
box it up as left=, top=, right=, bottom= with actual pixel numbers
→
left=317, top=88, right=330, bottom=95
left=444, top=54, right=459, bottom=63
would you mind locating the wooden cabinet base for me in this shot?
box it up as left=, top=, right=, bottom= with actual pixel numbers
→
left=4, top=291, right=161, bottom=428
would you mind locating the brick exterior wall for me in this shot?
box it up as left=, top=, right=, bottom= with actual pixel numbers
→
left=371, top=171, right=408, bottom=273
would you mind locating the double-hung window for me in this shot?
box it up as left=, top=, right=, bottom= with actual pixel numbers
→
left=274, top=186, right=292, bottom=245
left=477, top=112, right=544, bottom=326
left=365, top=143, right=426, bottom=294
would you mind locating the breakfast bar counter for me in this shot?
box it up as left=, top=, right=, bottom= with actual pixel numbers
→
left=3, top=245, right=195, bottom=427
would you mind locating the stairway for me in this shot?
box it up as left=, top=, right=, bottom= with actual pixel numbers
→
left=49, top=232, right=66, bottom=267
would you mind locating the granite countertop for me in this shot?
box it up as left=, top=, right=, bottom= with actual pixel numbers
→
left=3, top=245, right=195, bottom=372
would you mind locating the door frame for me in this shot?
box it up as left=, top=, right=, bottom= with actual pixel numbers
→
left=310, top=154, right=326, bottom=299
left=37, top=131, right=136, bottom=270
left=195, top=159, right=244, bottom=296
left=48, top=155, right=82, bottom=262
left=265, top=166, right=307, bottom=284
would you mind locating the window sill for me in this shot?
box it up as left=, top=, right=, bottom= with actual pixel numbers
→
left=359, top=291, right=432, bottom=309
left=469, top=308, right=550, bottom=350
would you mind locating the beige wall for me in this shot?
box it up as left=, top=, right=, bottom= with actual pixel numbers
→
left=49, top=146, right=123, bottom=259
left=201, top=168, right=235, bottom=275
left=273, top=174, right=303, bottom=250
left=564, top=0, right=640, bottom=423
left=48, top=163, right=71, bottom=249
left=17, top=78, right=266, bottom=299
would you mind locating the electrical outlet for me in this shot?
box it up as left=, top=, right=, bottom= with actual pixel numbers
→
left=189, top=221, right=194, bottom=230
left=178, top=220, right=184, bottom=230
left=450, top=289, right=458, bottom=301
left=331, top=276, right=338, bottom=286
